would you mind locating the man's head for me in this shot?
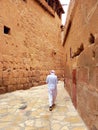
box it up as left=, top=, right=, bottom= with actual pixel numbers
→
left=50, top=70, right=55, bottom=74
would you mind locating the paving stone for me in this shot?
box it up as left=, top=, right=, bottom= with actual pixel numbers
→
left=72, top=127, right=87, bottom=130
left=61, top=126, right=69, bottom=130
left=4, top=126, right=21, bottom=130
left=52, top=123, right=61, bottom=130
left=64, top=116, right=82, bottom=123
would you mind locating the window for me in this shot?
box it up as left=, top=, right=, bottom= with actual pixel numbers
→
left=92, top=50, right=95, bottom=58
left=72, top=43, right=84, bottom=58
left=23, top=0, right=27, bottom=2
left=89, top=33, right=95, bottom=44
left=4, top=26, right=10, bottom=34
left=60, top=25, right=64, bottom=31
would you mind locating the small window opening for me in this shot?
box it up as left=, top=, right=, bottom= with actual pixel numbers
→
left=60, top=25, right=64, bottom=31
left=89, top=33, right=95, bottom=44
left=52, top=50, right=56, bottom=56
left=72, top=43, right=84, bottom=58
left=4, top=26, right=10, bottom=34
left=23, top=0, right=27, bottom=2
left=92, top=50, right=95, bottom=58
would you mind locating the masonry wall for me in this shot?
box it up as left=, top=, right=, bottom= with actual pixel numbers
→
left=0, top=0, right=65, bottom=94
left=63, top=0, right=98, bottom=129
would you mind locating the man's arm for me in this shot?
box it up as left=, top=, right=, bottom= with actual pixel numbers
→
left=46, top=76, right=49, bottom=83
left=56, top=76, right=58, bottom=84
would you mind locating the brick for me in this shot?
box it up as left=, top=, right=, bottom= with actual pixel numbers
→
left=77, top=68, right=89, bottom=83
left=0, top=62, right=3, bottom=68
left=95, top=67, right=98, bottom=90
left=19, top=78, right=27, bottom=84
left=17, top=84, right=24, bottom=90
left=3, top=78, right=9, bottom=85
left=0, top=54, right=3, bottom=62
left=12, top=70, right=19, bottom=78
left=0, top=69, right=2, bottom=78
left=2, top=70, right=12, bottom=78
left=0, top=87, right=7, bottom=94
left=8, top=85, right=17, bottom=92
left=0, top=79, right=3, bottom=86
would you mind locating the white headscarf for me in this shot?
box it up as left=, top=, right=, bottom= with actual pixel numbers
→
left=50, top=70, right=55, bottom=74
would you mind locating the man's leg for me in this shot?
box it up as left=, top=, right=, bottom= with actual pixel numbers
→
left=48, top=89, right=53, bottom=110
left=53, top=87, right=57, bottom=105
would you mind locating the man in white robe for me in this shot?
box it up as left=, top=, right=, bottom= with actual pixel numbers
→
left=46, top=70, right=58, bottom=111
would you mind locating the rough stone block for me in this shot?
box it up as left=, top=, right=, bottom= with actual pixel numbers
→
left=3, top=78, right=9, bottom=85
left=0, top=79, right=2, bottom=86
left=0, top=87, right=7, bottom=94
left=0, top=69, right=2, bottom=78
left=12, top=70, right=19, bottom=78
left=8, top=85, right=17, bottom=92
left=17, top=84, right=24, bottom=90
left=77, top=68, right=89, bottom=83
left=2, top=70, right=11, bottom=78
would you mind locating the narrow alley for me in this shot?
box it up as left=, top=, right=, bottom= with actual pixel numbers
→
left=0, top=81, right=88, bottom=130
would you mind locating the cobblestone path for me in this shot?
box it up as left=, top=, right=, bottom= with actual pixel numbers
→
left=0, top=81, right=88, bottom=130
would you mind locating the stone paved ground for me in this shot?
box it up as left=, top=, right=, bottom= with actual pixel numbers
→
left=0, top=81, right=88, bottom=130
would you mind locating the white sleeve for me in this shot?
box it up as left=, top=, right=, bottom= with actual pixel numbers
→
left=46, top=76, right=49, bottom=83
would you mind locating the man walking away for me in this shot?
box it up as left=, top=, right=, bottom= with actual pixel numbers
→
left=46, top=70, right=58, bottom=111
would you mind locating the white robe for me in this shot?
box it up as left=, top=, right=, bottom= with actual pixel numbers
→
left=46, top=73, right=58, bottom=106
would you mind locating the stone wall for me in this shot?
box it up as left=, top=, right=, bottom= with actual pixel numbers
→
left=63, top=0, right=98, bottom=129
left=0, top=0, right=65, bottom=94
